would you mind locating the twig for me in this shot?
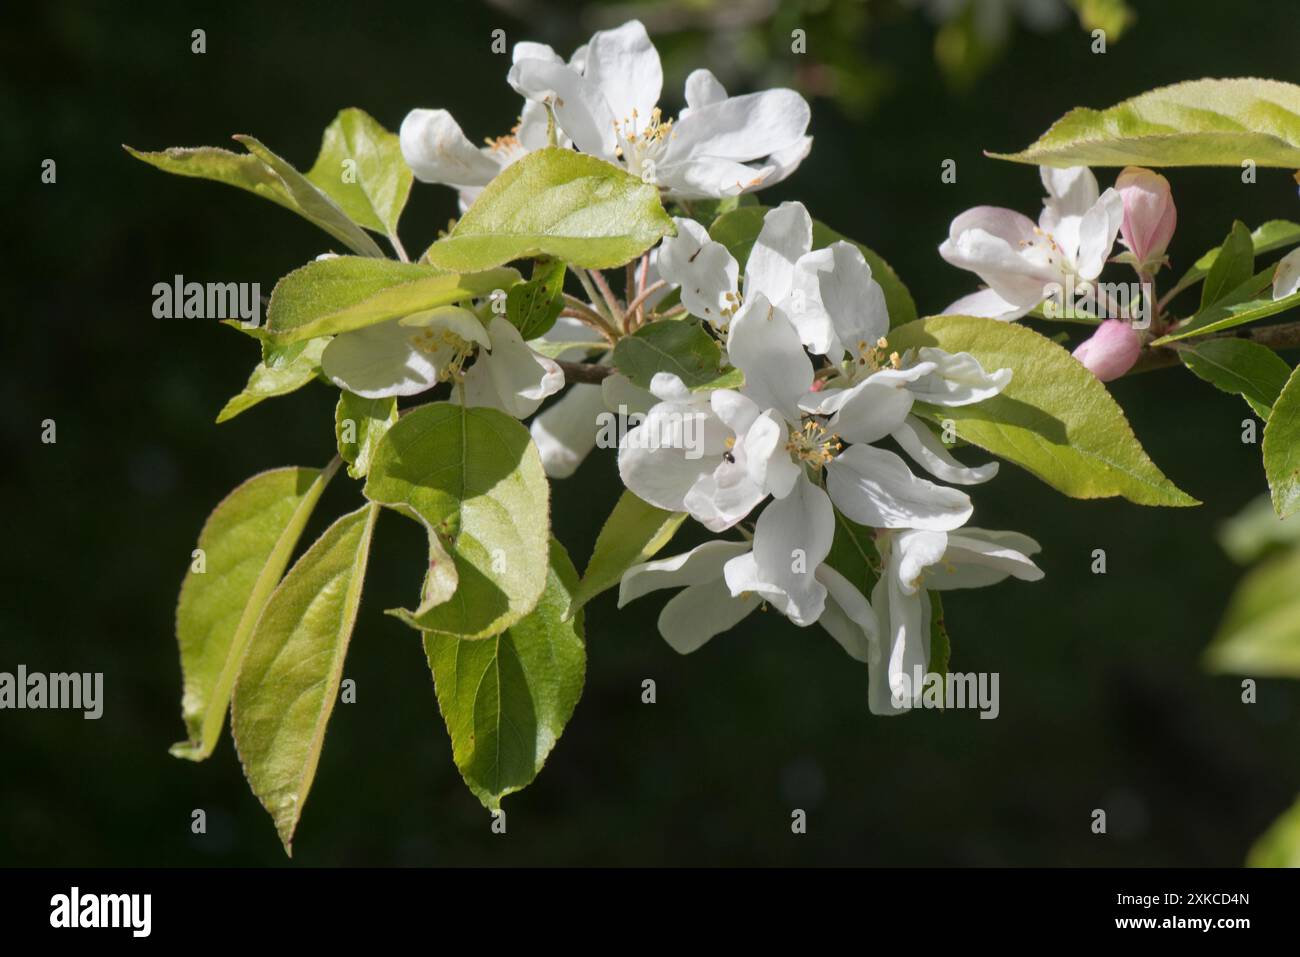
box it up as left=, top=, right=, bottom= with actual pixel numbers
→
left=1125, top=318, right=1300, bottom=376
left=625, top=280, right=667, bottom=323
left=588, top=269, right=625, bottom=328
left=558, top=360, right=615, bottom=384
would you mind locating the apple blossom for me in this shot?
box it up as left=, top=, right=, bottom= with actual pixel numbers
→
left=1071, top=319, right=1142, bottom=382
left=1114, top=166, right=1177, bottom=272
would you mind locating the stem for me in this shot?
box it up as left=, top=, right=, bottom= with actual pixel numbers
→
left=572, top=268, right=615, bottom=326
left=588, top=269, right=625, bottom=328
left=625, top=280, right=667, bottom=322
left=1124, top=319, right=1300, bottom=376
left=562, top=294, right=618, bottom=342
left=388, top=231, right=410, bottom=263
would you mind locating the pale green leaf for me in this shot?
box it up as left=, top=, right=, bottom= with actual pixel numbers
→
left=569, top=491, right=687, bottom=615
left=1264, top=365, right=1300, bottom=517
left=1154, top=274, right=1300, bottom=344
left=124, top=141, right=385, bottom=257
left=363, top=402, right=550, bottom=638
left=305, top=108, right=412, bottom=238
left=889, top=315, right=1198, bottom=506
left=335, top=391, right=398, bottom=479
left=265, top=255, right=517, bottom=343
left=1179, top=338, right=1291, bottom=419
left=507, top=259, right=566, bottom=340
left=611, top=319, right=743, bottom=391
left=1219, top=494, right=1300, bottom=564
left=172, top=462, right=340, bottom=761
left=423, top=147, right=674, bottom=272
left=989, top=78, right=1300, bottom=168
left=216, top=337, right=329, bottom=423
left=425, top=539, right=586, bottom=810
left=1248, top=797, right=1300, bottom=867
left=232, top=503, right=379, bottom=854
left=1200, top=221, right=1254, bottom=311
left=1166, top=220, right=1300, bottom=303
left=708, top=205, right=919, bottom=328
left=1206, top=544, right=1300, bottom=677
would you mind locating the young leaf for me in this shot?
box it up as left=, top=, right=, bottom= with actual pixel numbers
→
left=988, top=78, right=1300, bottom=168
left=824, top=510, right=881, bottom=596
left=265, top=256, right=518, bottom=343
left=425, top=539, right=586, bottom=810
left=889, top=316, right=1198, bottom=506
left=506, top=259, right=566, bottom=340
left=1153, top=272, right=1300, bottom=344
left=363, top=402, right=550, bottom=638
left=708, top=205, right=918, bottom=327
left=305, top=108, right=412, bottom=239
left=1199, top=221, right=1254, bottom=311
left=611, top=319, right=743, bottom=391
left=1165, top=220, right=1300, bottom=304
left=335, top=391, right=398, bottom=479
left=216, top=337, right=329, bottom=423
left=172, top=462, right=340, bottom=761
left=1263, top=365, right=1300, bottom=517
left=1205, top=544, right=1300, bottom=677
left=124, top=141, right=385, bottom=258
left=1179, top=338, right=1291, bottom=419
left=1247, top=797, right=1300, bottom=868
left=422, top=147, right=674, bottom=272
left=232, top=503, right=379, bottom=855
left=569, top=490, right=687, bottom=615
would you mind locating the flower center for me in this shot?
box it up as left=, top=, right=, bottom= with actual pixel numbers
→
left=786, top=419, right=842, bottom=468
left=612, top=107, right=674, bottom=180
left=408, top=327, right=476, bottom=381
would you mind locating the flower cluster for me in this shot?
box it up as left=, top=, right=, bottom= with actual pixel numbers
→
left=392, top=18, right=1046, bottom=714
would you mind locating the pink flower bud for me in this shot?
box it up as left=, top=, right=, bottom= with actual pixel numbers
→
left=1116, top=166, right=1176, bottom=269
left=1072, top=320, right=1141, bottom=382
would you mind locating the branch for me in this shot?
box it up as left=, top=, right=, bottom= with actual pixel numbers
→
left=557, top=360, right=615, bottom=384
left=1125, top=319, right=1300, bottom=376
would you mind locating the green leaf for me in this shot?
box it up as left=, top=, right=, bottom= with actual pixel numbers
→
left=506, top=259, right=566, bottom=340
left=232, top=503, right=378, bottom=854
left=124, top=140, right=385, bottom=257
left=1166, top=220, right=1300, bottom=303
left=1206, top=544, right=1300, bottom=677
left=1264, top=365, right=1300, bottom=518
left=569, top=491, right=687, bottom=615
left=425, top=538, right=586, bottom=810
left=1154, top=273, right=1300, bottom=344
left=928, top=592, right=950, bottom=678
left=172, top=462, right=340, bottom=762
left=708, top=205, right=918, bottom=328
left=989, top=78, right=1300, bottom=168
left=265, top=255, right=517, bottom=343
left=1179, top=338, right=1291, bottom=419
left=363, top=402, right=550, bottom=638
left=335, top=391, right=398, bottom=479
left=1219, top=494, right=1300, bottom=564
left=824, top=510, right=881, bottom=596
left=216, top=337, right=329, bottom=423
left=1200, top=221, right=1254, bottom=311
left=889, top=315, right=1198, bottom=506
left=612, top=319, right=743, bottom=391
left=1248, top=797, right=1300, bottom=867
left=423, top=147, right=673, bottom=272
left=305, top=108, right=412, bottom=238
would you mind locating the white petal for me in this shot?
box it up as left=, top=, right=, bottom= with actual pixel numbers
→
left=709, top=388, right=761, bottom=436
left=905, top=347, right=1011, bottom=406
left=600, top=371, right=656, bottom=416
left=1073, top=187, right=1123, bottom=280
left=943, top=287, right=1031, bottom=321
left=619, top=539, right=748, bottom=604
left=825, top=378, right=915, bottom=445
left=529, top=315, right=604, bottom=361
left=530, top=382, right=605, bottom=479
left=664, top=88, right=811, bottom=164
left=320, top=319, right=439, bottom=399
left=873, top=569, right=932, bottom=713
left=758, top=136, right=813, bottom=190
left=891, top=416, right=998, bottom=485
left=796, top=241, right=889, bottom=360
left=656, top=217, right=739, bottom=324
left=617, top=395, right=724, bottom=512
left=1274, top=248, right=1300, bottom=299
left=399, top=109, right=502, bottom=188
left=581, top=19, right=662, bottom=124
left=742, top=410, right=800, bottom=498
left=743, top=201, right=812, bottom=306
left=682, top=458, right=767, bottom=531
left=461, top=315, right=564, bottom=418
left=893, top=529, right=948, bottom=595
left=727, top=293, right=814, bottom=422
left=723, top=474, right=833, bottom=625
left=928, top=527, right=1045, bottom=590
left=658, top=581, right=761, bottom=653
left=815, top=564, right=877, bottom=663
left=682, top=68, right=728, bottom=114
left=512, top=41, right=562, bottom=66
left=1038, top=165, right=1100, bottom=253
left=826, top=444, right=973, bottom=530
left=939, top=207, right=1057, bottom=308
left=655, top=155, right=775, bottom=200
left=507, top=58, right=616, bottom=159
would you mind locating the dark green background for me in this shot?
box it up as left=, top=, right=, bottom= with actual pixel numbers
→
left=4, top=0, right=1299, bottom=865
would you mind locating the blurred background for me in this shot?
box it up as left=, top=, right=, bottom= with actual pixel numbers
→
left=4, top=0, right=1300, bottom=866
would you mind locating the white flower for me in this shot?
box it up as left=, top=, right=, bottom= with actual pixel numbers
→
left=939, top=166, right=1123, bottom=320
left=508, top=20, right=812, bottom=199
left=400, top=43, right=576, bottom=210
left=866, top=527, right=1044, bottom=715
left=618, top=528, right=877, bottom=658
left=320, top=307, right=563, bottom=418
